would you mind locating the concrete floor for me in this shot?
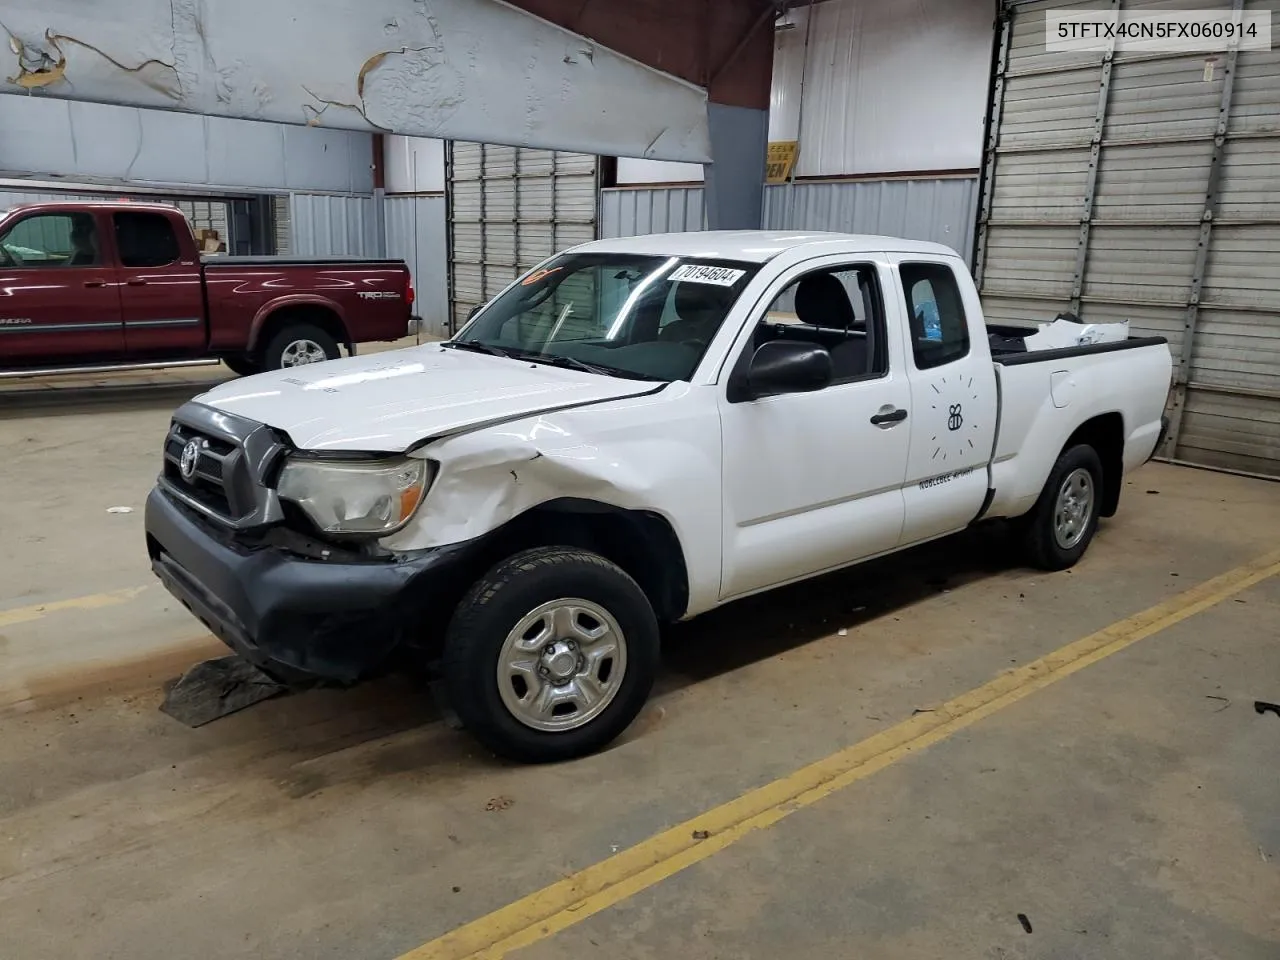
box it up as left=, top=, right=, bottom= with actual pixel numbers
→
left=1, top=363, right=1278, bottom=959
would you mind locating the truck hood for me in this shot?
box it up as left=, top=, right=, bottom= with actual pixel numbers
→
left=194, top=343, right=663, bottom=451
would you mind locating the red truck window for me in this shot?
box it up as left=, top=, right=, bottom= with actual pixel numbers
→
left=114, top=212, right=181, bottom=268
left=0, top=212, right=101, bottom=268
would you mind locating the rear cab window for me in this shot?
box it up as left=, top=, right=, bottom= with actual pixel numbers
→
left=899, top=261, right=970, bottom=369
left=114, top=211, right=181, bottom=268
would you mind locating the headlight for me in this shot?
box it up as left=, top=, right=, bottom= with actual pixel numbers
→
left=276, top=456, right=430, bottom=536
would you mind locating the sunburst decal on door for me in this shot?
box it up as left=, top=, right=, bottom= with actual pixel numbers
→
left=929, top=374, right=984, bottom=462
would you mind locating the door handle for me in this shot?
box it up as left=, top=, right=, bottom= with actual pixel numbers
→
left=870, top=406, right=908, bottom=427
left=83, top=280, right=106, bottom=288
left=126, top=278, right=148, bottom=286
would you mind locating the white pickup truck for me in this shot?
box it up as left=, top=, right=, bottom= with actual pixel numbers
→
left=145, top=231, right=1173, bottom=762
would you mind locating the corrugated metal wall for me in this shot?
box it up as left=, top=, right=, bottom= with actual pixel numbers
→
left=600, top=178, right=979, bottom=265
left=599, top=187, right=706, bottom=237
left=764, top=179, right=980, bottom=264
left=447, top=143, right=599, bottom=333
left=976, top=0, right=1280, bottom=476
left=286, top=194, right=381, bottom=258
left=385, top=195, right=449, bottom=337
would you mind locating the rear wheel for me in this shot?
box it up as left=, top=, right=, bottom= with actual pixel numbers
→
left=1019, top=443, right=1104, bottom=570
left=442, top=547, right=660, bottom=763
left=261, top=323, right=341, bottom=371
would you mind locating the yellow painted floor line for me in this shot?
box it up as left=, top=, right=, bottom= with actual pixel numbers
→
left=0, top=586, right=148, bottom=628
left=400, top=546, right=1280, bottom=960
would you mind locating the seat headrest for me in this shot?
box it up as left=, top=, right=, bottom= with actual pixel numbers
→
left=795, top=273, right=855, bottom=330
left=674, top=282, right=733, bottom=323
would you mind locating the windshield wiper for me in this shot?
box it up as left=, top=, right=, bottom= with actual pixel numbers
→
left=443, top=340, right=664, bottom=382
left=441, top=339, right=519, bottom=360
left=525, top=352, right=665, bottom=382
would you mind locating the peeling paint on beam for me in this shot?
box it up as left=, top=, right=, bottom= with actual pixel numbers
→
left=0, top=0, right=711, bottom=162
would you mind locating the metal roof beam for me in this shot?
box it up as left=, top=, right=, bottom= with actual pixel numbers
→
left=0, top=0, right=721, bottom=161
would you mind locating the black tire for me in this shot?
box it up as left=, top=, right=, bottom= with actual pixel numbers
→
left=1019, top=443, right=1104, bottom=571
left=442, top=547, right=660, bottom=763
left=220, top=354, right=261, bottom=377
left=260, top=323, right=341, bottom=371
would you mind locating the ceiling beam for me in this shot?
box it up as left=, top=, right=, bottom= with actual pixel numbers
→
left=0, top=0, right=719, bottom=160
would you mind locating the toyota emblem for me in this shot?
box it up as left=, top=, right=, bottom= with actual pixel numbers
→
left=179, top=439, right=203, bottom=481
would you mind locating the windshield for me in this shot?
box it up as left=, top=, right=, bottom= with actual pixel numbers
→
left=451, top=253, right=760, bottom=382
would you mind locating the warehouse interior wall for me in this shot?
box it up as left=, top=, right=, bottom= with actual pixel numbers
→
left=0, top=95, right=374, bottom=195
left=769, top=0, right=993, bottom=177
left=617, top=0, right=995, bottom=185
left=599, top=177, right=980, bottom=265
left=601, top=0, right=995, bottom=259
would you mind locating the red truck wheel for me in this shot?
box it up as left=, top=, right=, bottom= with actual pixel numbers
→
left=262, top=324, right=341, bottom=370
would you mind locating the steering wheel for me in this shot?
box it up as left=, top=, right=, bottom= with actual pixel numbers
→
left=0, top=244, right=16, bottom=268
left=680, top=339, right=706, bottom=350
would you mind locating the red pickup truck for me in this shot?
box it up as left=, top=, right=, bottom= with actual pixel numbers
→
left=0, top=200, right=415, bottom=375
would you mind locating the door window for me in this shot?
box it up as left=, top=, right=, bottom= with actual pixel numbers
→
left=114, top=212, right=181, bottom=267
left=752, top=264, right=888, bottom=383
left=900, top=262, right=969, bottom=370
left=0, top=213, right=101, bottom=268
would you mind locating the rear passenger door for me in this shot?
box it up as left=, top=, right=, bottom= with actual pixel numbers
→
left=114, top=210, right=205, bottom=356
left=718, top=255, right=912, bottom=600
left=892, top=257, right=998, bottom=544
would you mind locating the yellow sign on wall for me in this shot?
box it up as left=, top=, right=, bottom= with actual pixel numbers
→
left=765, top=141, right=799, bottom=184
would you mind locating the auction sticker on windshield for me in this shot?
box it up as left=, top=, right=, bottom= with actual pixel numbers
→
left=669, top=264, right=746, bottom=286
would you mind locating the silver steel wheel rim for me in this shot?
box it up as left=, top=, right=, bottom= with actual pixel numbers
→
left=1053, top=467, right=1095, bottom=550
left=280, top=339, right=327, bottom=366
left=496, top=598, right=628, bottom=733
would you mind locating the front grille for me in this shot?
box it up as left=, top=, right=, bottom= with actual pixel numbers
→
left=162, top=421, right=241, bottom=521
left=157, top=401, right=289, bottom=530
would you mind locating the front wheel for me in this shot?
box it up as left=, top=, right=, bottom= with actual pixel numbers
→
left=1019, top=443, right=1104, bottom=571
left=442, top=547, right=660, bottom=763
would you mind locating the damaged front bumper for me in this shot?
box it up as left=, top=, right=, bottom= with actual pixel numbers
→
left=144, top=485, right=474, bottom=686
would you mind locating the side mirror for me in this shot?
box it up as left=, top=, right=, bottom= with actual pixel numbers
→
left=731, top=339, right=833, bottom=402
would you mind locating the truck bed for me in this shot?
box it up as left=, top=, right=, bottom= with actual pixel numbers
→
left=985, top=330, right=1173, bottom=520
left=986, top=323, right=1168, bottom=365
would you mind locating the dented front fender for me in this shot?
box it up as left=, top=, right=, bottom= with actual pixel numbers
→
left=378, top=385, right=726, bottom=617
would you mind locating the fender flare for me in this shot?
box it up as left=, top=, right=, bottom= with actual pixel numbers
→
left=247, top=295, right=350, bottom=352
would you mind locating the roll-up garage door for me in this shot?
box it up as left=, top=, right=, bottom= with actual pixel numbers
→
left=976, top=0, right=1280, bottom=475
left=446, top=142, right=599, bottom=333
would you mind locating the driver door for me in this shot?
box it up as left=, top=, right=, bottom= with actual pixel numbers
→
left=718, top=254, right=913, bottom=600
left=0, top=210, right=124, bottom=361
